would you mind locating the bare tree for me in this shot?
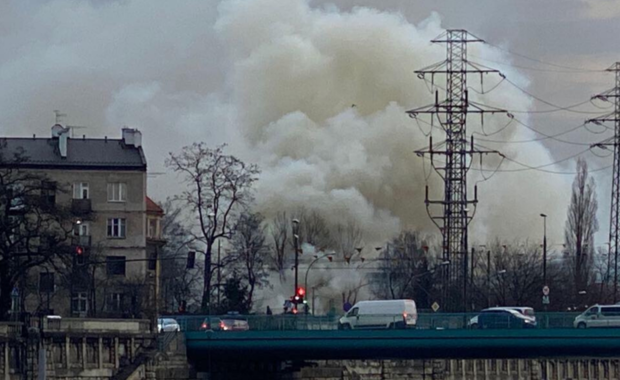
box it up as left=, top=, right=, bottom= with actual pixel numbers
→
left=231, top=212, right=270, bottom=307
left=0, top=147, right=75, bottom=318
left=565, top=157, right=599, bottom=298
left=159, top=199, right=203, bottom=313
left=166, top=143, right=260, bottom=312
left=301, top=210, right=332, bottom=249
left=373, top=231, right=439, bottom=308
left=334, top=220, right=363, bottom=262
left=480, top=241, right=543, bottom=307
left=269, top=211, right=289, bottom=279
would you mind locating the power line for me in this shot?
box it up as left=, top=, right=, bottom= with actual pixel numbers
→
left=484, top=41, right=605, bottom=73
left=470, top=54, right=606, bottom=74
left=422, top=143, right=610, bottom=175
left=477, top=119, right=608, bottom=146
left=502, top=78, right=607, bottom=114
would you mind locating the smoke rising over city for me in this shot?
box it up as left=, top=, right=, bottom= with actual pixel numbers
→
left=0, top=0, right=582, bottom=246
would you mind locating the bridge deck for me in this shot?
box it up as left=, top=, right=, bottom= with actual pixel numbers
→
left=186, top=329, right=620, bottom=361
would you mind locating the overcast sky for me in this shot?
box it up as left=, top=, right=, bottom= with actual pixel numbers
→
left=1, top=0, right=618, bottom=246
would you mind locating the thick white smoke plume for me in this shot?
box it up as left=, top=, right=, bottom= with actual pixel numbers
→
left=213, top=0, right=571, bottom=243
left=0, top=0, right=573, bottom=309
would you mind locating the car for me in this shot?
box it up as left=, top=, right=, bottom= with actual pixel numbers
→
left=477, top=309, right=537, bottom=329
left=574, top=304, right=620, bottom=328
left=157, top=318, right=180, bottom=332
left=338, top=300, right=417, bottom=330
left=469, top=307, right=536, bottom=329
left=200, top=317, right=222, bottom=331
left=219, top=312, right=250, bottom=331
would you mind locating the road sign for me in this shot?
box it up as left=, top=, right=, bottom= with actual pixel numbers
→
left=542, top=286, right=550, bottom=296
left=542, top=295, right=550, bottom=305
left=431, top=302, right=440, bottom=312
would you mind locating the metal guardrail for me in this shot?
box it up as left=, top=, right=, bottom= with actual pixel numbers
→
left=164, top=312, right=582, bottom=331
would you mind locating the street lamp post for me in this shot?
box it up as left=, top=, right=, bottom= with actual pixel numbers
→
left=304, top=252, right=333, bottom=314
left=292, top=219, right=300, bottom=311
left=541, top=214, right=548, bottom=285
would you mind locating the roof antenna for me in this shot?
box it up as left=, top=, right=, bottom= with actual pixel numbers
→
left=67, top=125, right=88, bottom=138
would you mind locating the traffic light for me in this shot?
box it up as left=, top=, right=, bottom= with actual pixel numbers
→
left=294, top=287, right=306, bottom=305
left=75, top=246, right=84, bottom=265
left=187, top=251, right=195, bottom=269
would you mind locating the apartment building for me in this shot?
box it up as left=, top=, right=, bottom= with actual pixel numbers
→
left=0, top=125, right=163, bottom=318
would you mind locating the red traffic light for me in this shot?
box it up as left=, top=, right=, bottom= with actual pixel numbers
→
left=296, top=287, right=306, bottom=297
left=76, top=246, right=84, bottom=255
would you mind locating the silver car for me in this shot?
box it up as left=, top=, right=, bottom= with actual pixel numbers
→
left=157, top=318, right=181, bottom=332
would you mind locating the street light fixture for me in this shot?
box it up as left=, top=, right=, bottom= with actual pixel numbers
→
left=304, top=251, right=335, bottom=314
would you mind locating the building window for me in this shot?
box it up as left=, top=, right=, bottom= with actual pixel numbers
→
left=72, top=183, right=89, bottom=199
left=107, top=293, right=124, bottom=312
left=41, top=181, right=56, bottom=207
left=147, top=218, right=160, bottom=239
left=148, top=252, right=157, bottom=271
left=73, top=222, right=89, bottom=237
left=107, top=183, right=127, bottom=202
left=107, top=218, right=126, bottom=238
left=106, top=256, right=126, bottom=276
left=72, top=292, right=88, bottom=313
left=39, top=272, right=55, bottom=293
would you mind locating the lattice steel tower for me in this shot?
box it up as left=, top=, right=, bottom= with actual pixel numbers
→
left=589, top=62, right=620, bottom=302
left=407, top=30, right=506, bottom=311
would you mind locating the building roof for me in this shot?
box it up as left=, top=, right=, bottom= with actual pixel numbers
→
left=146, top=196, right=164, bottom=215
left=0, top=137, right=147, bottom=171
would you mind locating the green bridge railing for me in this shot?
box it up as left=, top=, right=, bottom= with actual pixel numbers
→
left=164, top=312, right=581, bottom=332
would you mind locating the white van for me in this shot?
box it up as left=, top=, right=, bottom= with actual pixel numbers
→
left=338, top=300, right=417, bottom=330
left=574, top=304, right=620, bottom=328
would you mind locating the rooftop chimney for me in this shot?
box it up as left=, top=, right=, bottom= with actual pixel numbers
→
left=122, top=128, right=142, bottom=148
left=58, top=128, right=69, bottom=158
left=51, top=124, right=64, bottom=138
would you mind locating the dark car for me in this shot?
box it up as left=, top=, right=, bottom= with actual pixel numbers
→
left=200, top=317, right=222, bottom=331
left=478, top=309, right=537, bottom=329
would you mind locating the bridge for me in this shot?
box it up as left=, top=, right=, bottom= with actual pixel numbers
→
left=185, top=329, right=620, bottom=362
left=168, top=314, right=620, bottom=379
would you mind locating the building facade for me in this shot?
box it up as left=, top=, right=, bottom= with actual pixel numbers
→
left=0, top=125, right=162, bottom=319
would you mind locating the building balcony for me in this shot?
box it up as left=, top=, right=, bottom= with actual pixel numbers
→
left=71, top=199, right=92, bottom=215
left=72, top=235, right=91, bottom=247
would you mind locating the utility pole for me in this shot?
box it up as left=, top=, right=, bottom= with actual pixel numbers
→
left=541, top=214, right=547, bottom=286
left=407, top=29, right=506, bottom=311
left=470, top=247, right=475, bottom=311
left=486, top=250, right=491, bottom=308
left=589, top=62, right=620, bottom=303
left=217, top=239, right=221, bottom=305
